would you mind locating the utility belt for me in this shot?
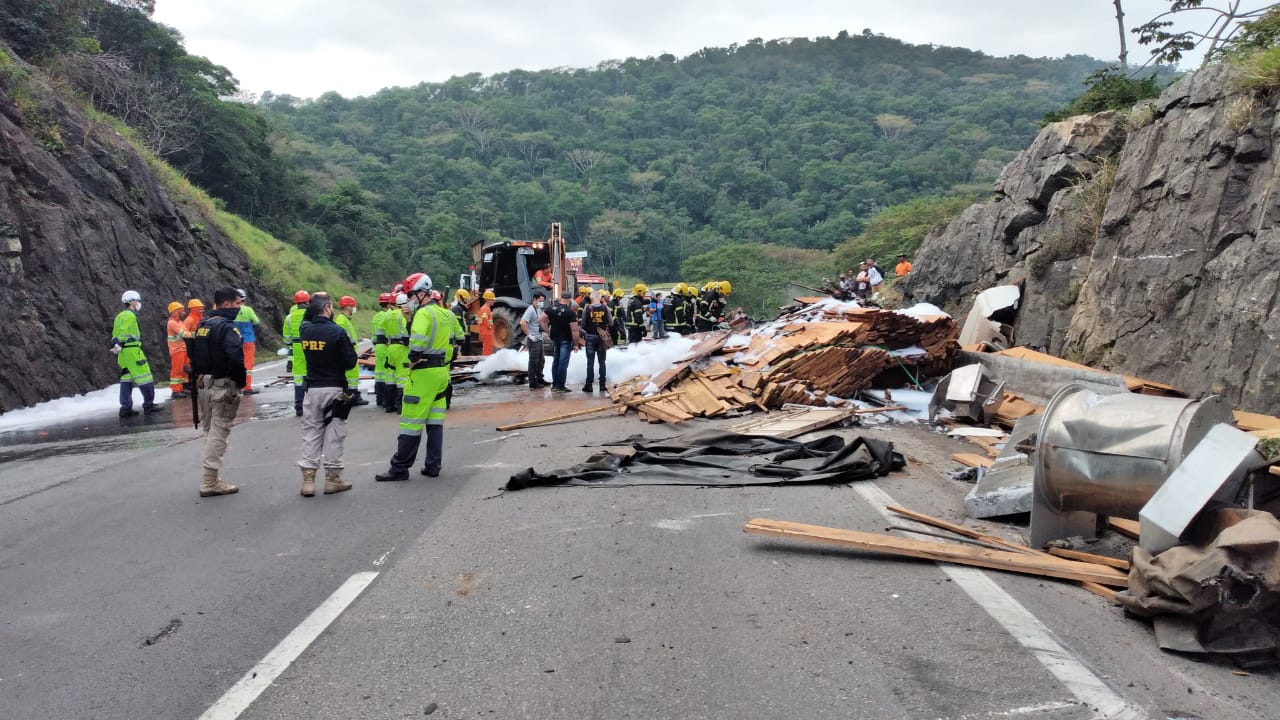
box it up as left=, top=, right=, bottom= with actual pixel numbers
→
left=408, top=349, right=447, bottom=369
left=373, top=336, right=388, bottom=346
left=121, top=341, right=142, bottom=349
left=390, top=338, right=409, bottom=346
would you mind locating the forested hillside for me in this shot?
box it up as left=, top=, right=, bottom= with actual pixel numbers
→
left=257, top=33, right=1113, bottom=302
left=3, top=2, right=1134, bottom=315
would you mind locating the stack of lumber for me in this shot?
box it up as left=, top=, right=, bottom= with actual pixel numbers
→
left=606, top=304, right=959, bottom=424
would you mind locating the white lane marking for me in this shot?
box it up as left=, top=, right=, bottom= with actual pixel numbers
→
left=935, top=700, right=1080, bottom=719
left=651, top=511, right=734, bottom=531
left=197, top=571, right=379, bottom=720
left=373, top=548, right=394, bottom=566
left=851, top=483, right=1147, bottom=720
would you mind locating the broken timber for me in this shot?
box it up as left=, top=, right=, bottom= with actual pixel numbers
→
left=495, top=392, right=680, bottom=431
left=743, top=518, right=1128, bottom=586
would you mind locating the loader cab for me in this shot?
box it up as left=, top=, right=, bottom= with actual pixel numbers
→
left=475, top=241, right=555, bottom=305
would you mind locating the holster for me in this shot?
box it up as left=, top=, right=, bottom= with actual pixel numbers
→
left=322, top=391, right=355, bottom=425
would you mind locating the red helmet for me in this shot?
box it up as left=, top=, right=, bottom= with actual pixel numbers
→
left=378, top=292, right=393, bottom=304
left=293, top=290, right=310, bottom=304
left=429, top=290, right=442, bottom=302
left=403, top=272, right=432, bottom=295
left=338, top=295, right=357, bottom=308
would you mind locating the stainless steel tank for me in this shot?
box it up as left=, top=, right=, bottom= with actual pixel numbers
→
left=1030, top=384, right=1233, bottom=547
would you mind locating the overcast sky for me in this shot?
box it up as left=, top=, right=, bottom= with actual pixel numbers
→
left=152, top=0, right=1201, bottom=99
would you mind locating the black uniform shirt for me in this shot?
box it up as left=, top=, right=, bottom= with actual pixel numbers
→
left=301, top=315, right=357, bottom=388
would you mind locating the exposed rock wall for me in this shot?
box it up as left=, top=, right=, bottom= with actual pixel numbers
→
left=902, top=64, right=1280, bottom=414
left=0, top=53, right=284, bottom=411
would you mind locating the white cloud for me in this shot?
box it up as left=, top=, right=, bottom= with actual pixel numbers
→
left=153, top=0, right=1207, bottom=98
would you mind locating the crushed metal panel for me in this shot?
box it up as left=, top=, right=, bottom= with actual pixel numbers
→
left=957, top=285, right=1020, bottom=347
left=1139, top=423, right=1258, bottom=554
left=965, top=414, right=1041, bottom=519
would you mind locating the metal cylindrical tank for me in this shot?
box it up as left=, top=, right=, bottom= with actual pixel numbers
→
left=1034, top=385, right=1232, bottom=517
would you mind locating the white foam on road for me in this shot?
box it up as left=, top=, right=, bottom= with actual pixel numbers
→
left=851, top=482, right=1147, bottom=720
left=197, top=571, right=379, bottom=720
left=0, top=360, right=289, bottom=433
left=471, top=336, right=698, bottom=387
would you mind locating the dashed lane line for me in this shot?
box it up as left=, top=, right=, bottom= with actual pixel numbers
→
left=196, top=571, right=379, bottom=720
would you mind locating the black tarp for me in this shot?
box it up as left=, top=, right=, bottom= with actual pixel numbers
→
left=505, top=429, right=904, bottom=491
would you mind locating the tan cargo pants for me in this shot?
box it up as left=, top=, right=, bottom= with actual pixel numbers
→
left=298, top=386, right=348, bottom=471
left=199, top=377, right=241, bottom=471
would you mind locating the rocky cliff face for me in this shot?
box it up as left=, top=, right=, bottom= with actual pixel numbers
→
left=903, top=64, right=1280, bottom=414
left=0, top=51, right=284, bottom=411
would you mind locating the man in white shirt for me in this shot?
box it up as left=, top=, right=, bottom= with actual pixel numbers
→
left=520, top=289, right=548, bottom=389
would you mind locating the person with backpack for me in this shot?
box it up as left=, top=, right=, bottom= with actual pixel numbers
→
left=580, top=291, right=612, bottom=393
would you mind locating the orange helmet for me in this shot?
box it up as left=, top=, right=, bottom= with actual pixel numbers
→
left=338, top=295, right=356, bottom=308
left=293, top=290, right=310, bottom=304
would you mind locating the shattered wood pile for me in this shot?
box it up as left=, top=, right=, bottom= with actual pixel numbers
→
left=609, top=304, right=958, bottom=424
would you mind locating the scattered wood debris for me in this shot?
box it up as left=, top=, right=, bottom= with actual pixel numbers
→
left=606, top=304, right=958, bottom=425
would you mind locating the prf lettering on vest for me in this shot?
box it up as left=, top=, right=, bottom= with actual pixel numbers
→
left=302, top=340, right=327, bottom=350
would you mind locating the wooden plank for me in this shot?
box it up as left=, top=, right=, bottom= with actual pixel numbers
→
left=885, top=505, right=1044, bottom=556
left=495, top=392, right=679, bottom=431
left=1047, top=547, right=1130, bottom=571
left=726, top=407, right=855, bottom=439
left=743, top=518, right=1129, bottom=586
left=1106, top=517, right=1141, bottom=540
left=1235, top=410, right=1280, bottom=432
left=1079, top=581, right=1120, bottom=603
left=951, top=453, right=994, bottom=469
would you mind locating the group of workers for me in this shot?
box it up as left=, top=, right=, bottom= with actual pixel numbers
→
left=111, top=271, right=738, bottom=497
left=621, top=280, right=734, bottom=344
left=114, top=289, right=261, bottom=419
left=834, top=254, right=912, bottom=301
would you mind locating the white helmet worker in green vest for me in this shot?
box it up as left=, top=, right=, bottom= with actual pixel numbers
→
left=113, top=290, right=164, bottom=417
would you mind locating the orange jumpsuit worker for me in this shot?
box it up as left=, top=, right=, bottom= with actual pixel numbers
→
left=184, top=298, right=205, bottom=335
left=533, top=266, right=553, bottom=289
left=166, top=301, right=189, bottom=398
left=477, top=289, right=496, bottom=355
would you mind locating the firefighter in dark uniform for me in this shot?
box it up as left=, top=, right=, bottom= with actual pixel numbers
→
left=297, top=293, right=358, bottom=497
left=625, top=283, right=649, bottom=344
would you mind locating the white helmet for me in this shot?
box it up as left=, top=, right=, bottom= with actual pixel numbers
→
left=121, top=290, right=141, bottom=304
left=394, top=292, right=409, bottom=306
left=406, top=272, right=432, bottom=295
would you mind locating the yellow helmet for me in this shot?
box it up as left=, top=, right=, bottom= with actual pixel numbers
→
left=718, top=280, right=732, bottom=295
left=187, top=298, right=204, bottom=310
left=613, top=288, right=624, bottom=299
left=579, top=285, right=591, bottom=295
left=633, top=283, right=647, bottom=296
left=455, top=289, right=471, bottom=303
left=167, top=301, right=184, bottom=314
left=482, top=289, right=496, bottom=301
left=672, top=282, right=686, bottom=296
left=685, top=284, right=698, bottom=297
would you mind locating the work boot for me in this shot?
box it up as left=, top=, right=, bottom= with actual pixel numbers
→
left=323, top=469, right=352, bottom=494
left=300, top=467, right=317, bottom=497
left=598, top=378, right=607, bottom=392
left=352, top=391, right=370, bottom=406
left=582, top=383, right=593, bottom=393
left=119, top=408, right=138, bottom=418
left=142, top=403, right=164, bottom=414
left=375, top=469, right=409, bottom=482
left=199, top=469, right=239, bottom=497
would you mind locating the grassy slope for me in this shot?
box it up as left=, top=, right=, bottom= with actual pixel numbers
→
left=85, top=108, right=378, bottom=311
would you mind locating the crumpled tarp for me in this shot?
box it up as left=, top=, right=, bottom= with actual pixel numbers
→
left=505, top=428, right=904, bottom=491
left=1116, top=509, right=1280, bottom=660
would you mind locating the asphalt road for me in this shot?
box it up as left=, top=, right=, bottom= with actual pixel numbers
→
left=1, top=380, right=1277, bottom=720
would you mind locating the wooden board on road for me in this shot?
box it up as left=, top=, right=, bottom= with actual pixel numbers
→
left=743, top=518, right=1128, bottom=586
